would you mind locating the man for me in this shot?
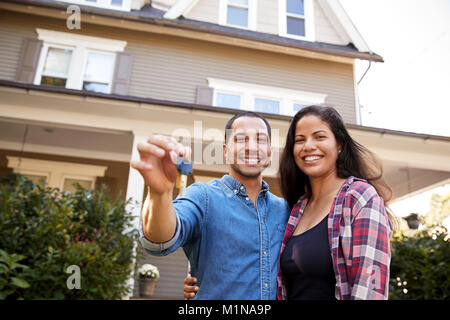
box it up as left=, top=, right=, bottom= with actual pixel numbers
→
left=131, top=112, right=289, bottom=299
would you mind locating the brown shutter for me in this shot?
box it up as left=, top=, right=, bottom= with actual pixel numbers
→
left=196, top=86, right=214, bottom=106
left=111, top=52, right=134, bottom=95
left=16, top=39, right=43, bottom=83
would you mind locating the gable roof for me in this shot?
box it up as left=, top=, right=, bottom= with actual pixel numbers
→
left=165, top=0, right=373, bottom=54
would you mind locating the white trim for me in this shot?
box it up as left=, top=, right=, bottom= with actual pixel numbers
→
left=6, top=156, right=107, bottom=190
left=36, top=29, right=127, bottom=52
left=207, top=77, right=326, bottom=116
left=279, top=0, right=315, bottom=41
left=164, top=0, right=200, bottom=19
left=219, top=0, right=257, bottom=31
left=57, top=0, right=132, bottom=12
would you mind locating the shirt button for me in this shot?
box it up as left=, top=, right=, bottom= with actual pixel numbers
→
left=264, top=283, right=268, bottom=288
left=234, top=189, right=238, bottom=194
left=240, top=185, right=244, bottom=190
left=264, top=251, right=267, bottom=255
left=245, top=197, right=249, bottom=201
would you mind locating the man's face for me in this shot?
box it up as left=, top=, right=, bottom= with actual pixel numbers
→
left=224, top=116, right=272, bottom=179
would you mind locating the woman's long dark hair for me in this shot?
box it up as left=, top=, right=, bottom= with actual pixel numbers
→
left=279, top=105, right=393, bottom=219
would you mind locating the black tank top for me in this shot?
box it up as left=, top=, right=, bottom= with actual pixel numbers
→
left=280, top=214, right=337, bottom=300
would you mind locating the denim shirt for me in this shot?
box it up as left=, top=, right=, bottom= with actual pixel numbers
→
left=139, top=175, right=289, bottom=300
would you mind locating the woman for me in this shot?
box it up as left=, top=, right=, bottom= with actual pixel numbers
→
left=184, top=105, right=394, bottom=300
left=277, top=105, right=394, bottom=300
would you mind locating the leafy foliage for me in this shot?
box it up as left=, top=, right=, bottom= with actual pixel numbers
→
left=389, top=193, right=450, bottom=300
left=0, top=174, right=138, bottom=299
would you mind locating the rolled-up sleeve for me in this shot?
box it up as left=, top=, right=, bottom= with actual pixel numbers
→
left=139, top=183, right=207, bottom=256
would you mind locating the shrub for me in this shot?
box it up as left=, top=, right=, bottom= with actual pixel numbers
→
left=0, top=173, right=138, bottom=299
left=389, top=193, right=450, bottom=300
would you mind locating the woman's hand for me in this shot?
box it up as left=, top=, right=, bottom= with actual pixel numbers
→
left=183, top=276, right=199, bottom=300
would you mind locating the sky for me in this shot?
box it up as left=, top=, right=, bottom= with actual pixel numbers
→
left=339, top=0, right=450, bottom=218
left=340, top=0, right=450, bottom=137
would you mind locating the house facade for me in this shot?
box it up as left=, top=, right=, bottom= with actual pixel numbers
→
left=1, top=0, right=449, bottom=299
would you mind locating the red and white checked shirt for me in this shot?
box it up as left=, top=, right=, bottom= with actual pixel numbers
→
left=277, top=176, right=393, bottom=300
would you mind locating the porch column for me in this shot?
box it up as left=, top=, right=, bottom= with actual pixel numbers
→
left=124, top=132, right=148, bottom=299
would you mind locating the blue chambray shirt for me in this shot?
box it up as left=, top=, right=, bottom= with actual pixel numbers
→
left=139, top=174, right=289, bottom=300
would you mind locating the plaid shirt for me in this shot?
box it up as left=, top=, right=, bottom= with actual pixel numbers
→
left=277, top=176, right=393, bottom=300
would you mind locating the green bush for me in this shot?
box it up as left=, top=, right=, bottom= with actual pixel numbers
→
left=389, top=228, right=450, bottom=300
left=0, top=173, right=138, bottom=299
left=389, top=193, right=450, bottom=300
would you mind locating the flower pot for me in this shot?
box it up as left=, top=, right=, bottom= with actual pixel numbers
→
left=139, top=278, right=157, bottom=298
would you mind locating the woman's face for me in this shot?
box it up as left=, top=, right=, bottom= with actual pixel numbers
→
left=293, top=115, right=341, bottom=180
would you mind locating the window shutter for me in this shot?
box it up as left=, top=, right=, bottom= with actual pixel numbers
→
left=111, top=52, right=134, bottom=95
left=196, top=86, right=214, bottom=106
left=16, top=39, right=43, bottom=83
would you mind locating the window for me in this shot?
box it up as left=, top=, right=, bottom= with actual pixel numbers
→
left=57, top=0, right=131, bottom=12
left=82, top=51, right=116, bottom=94
left=279, top=0, right=315, bottom=41
left=6, top=156, right=107, bottom=192
left=208, top=78, right=326, bottom=116
left=63, top=177, right=95, bottom=193
left=40, top=46, right=73, bottom=87
left=254, top=98, right=280, bottom=114
left=34, top=29, right=126, bottom=94
left=227, top=0, right=249, bottom=27
left=215, top=92, right=242, bottom=109
left=286, top=0, right=305, bottom=37
left=219, top=0, right=256, bottom=30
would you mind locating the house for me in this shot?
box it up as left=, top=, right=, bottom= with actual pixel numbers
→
left=0, top=0, right=449, bottom=299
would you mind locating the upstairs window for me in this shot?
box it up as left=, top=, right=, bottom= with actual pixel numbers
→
left=57, top=0, right=132, bottom=12
left=40, top=46, right=73, bottom=87
left=82, top=51, right=116, bottom=93
left=219, top=0, right=256, bottom=30
left=227, top=0, right=249, bottom=27
left=286, top=0, right=305, bottom=37
left=279, top=0, right=315, bottom=41
left=34, top=29, right=127, bottom=94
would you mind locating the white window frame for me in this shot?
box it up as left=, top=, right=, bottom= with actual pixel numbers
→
left=6, top=156, right=107, bottom=191
left=208, top=78, right=327, bottom=116
left=34, top=29, right=127, bottom=93
left=279, top=0, right=315, bottom=41
left=219, top=0, right=257, bottom=31
left=81, top=50, right=117, bottom=94
left=37, top=43, right=75, bottom=87
left=57, top=0, right=132, bottom=12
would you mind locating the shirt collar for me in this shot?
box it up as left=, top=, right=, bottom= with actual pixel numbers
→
left=221, top=174, right=269, bottom=196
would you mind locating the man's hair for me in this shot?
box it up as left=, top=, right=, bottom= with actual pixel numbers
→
left=224, top=111, right=272, bottom=144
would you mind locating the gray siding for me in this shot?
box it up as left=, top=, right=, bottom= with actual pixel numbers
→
left=186, top=0, right=220, bottom=25
left=0, top=10, right=356, bottom=123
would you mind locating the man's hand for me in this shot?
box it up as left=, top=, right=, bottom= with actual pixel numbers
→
left=183, top=276, right=199, bottom=300
left=131, top=135, right=190, bottom=195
